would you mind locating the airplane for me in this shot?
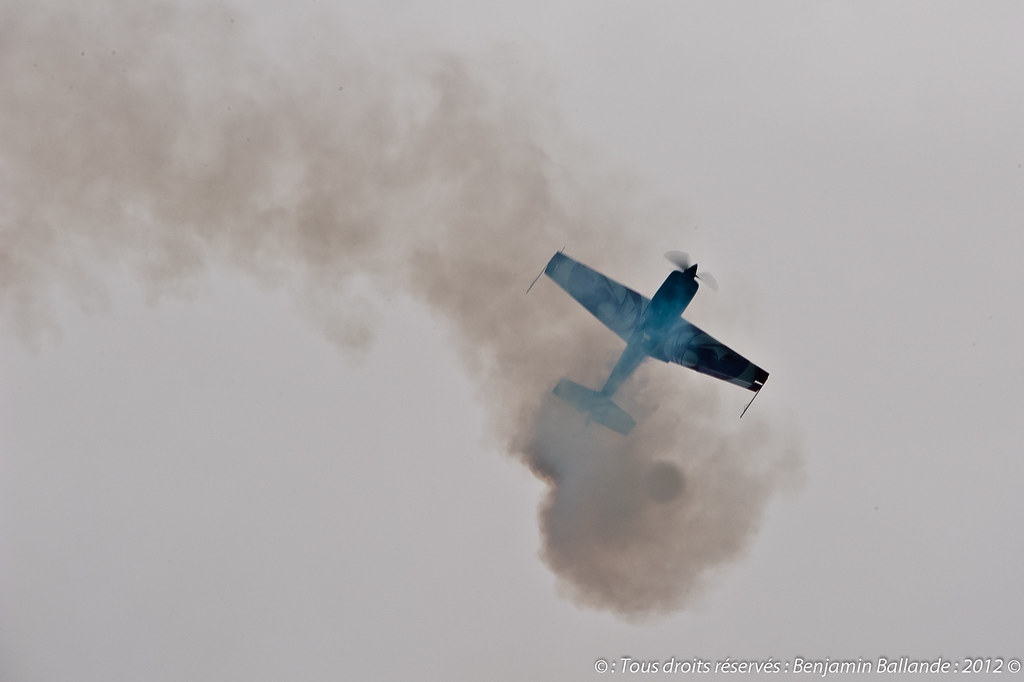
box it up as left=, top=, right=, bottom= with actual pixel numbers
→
left=531, top=250, right=769, bottom=435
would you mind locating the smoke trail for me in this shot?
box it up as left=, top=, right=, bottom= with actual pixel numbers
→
left=0, top=0, right=800, bottom=617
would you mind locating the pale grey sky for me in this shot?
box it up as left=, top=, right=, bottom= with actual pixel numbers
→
left=2, top=1, right=1022, bottom=680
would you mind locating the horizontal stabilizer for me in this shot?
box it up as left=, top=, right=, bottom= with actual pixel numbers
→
left=552, top=378, right=636, bottom=435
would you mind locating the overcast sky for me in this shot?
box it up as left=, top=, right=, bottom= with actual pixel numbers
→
left=2, top=1, right=1023, bottom=680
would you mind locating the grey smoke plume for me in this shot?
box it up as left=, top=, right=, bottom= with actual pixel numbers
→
left=0, top=0, right=799, bottom=617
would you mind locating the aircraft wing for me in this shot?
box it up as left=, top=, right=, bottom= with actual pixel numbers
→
left=544, top=252, right=648, bottom=343
left=652, top=318, right=769, bottom=392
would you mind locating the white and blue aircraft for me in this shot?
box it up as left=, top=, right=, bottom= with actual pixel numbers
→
left=533, top=250, right=769, bottom=434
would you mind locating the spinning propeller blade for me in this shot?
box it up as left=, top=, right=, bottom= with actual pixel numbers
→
left=696, top=271, right=718, bottom=291
left=664, top=251, right=718, bottom=291
left=664, top=250, right=691, bottom=271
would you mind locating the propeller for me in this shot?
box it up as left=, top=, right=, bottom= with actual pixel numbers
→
left=664, top=250, right=692, bottom=270
left=664, top=251, right=718, bottom=291
left=696, top=270, right=718, bottom=291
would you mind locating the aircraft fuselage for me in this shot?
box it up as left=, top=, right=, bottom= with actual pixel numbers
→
left=598, top=265, right=699, bottom=397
